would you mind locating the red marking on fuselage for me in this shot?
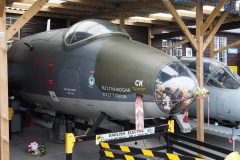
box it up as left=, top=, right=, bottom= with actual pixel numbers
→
left=40, top=76, right=46, bottom=90
left=48, top=63, right=54, bottom=72
left=48, top=78, right=54, bottom=90
left=35, top=59, right=42, bottom=71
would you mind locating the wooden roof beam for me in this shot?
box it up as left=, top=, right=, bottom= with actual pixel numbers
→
left=8, top=2, right=97, bottom=13
left=7, top=3, right=101, bottom=18
left=13, top=0, right=116, bottom=10
left=203, top=9, right=230, bottom=51
left=162, top=39, right=189, bottom=51
left=147, top=10, right=197, bottom=19
left=6, top=8, right=77, bottom=19
left=92, top=0, right=162, bottom=19
left=111, top=20, right=150, bottom=27
left=201, top=0, right=227, bottom=35
left=13, top=0, right=114, bottom=7
left=6, top=0, right=48, bottom=40
left=214, top=40, right=240, bottom=54
left=162, top=29, right=211, bottom=51
left=125, top=11, right=197, bottom=26
left=118, top=0, right=160, bottom=12
left=162, top=0, right=198, bottom=51
left=66, top=0, right=116, bottom=8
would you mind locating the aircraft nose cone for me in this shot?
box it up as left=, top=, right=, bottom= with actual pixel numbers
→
left=154, top=62, right=198, bottom=115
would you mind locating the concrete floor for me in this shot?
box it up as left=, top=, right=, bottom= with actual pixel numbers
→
left=10, top=127, right=99, bottom=160
left=10, top=126, right=240, bottom=160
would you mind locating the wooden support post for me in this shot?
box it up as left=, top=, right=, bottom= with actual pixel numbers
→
left=196, top=2, right=204, bottom=142
left=148, top=25, right=152, bottom=46
left=6, top=0, right=48, bottom=41
left=0, top=0, right=10, bottom=159
left=162, top=0, right=198, bottom=51
left=119, top=13, right=125, bottom=28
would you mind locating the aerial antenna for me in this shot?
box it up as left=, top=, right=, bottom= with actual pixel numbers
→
left=47, top=19, right=51, bottom=31
left=24, top=42, right=34, bottom=51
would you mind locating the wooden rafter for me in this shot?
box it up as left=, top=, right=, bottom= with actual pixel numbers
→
left=6, top=0, right=48, bottom=40
left=226, top=16, right=240, bottom=22
left=8, top=3, right=97, bottom=13
left=66, top=0, right=116, bottom=8
left=118, top=0, right=160, bottom=12
left=0, top=0, right=10, bottom=159
left=11, top=0, right=114, bottom=12
left=6, top=8, right=77, bottom=19
left=203, top=10, right=229, bottom=51
left=162, top=39, right=189, bottom=51
left=161, top=29, right=211, bottom=51
left=200, top=0, right=227, bottom=35
left=162, top=0, right=198, bottom=51
left=8, top=3, right=198, bottom=25
left=111, top=20, right=149, bottom=26
left=214, top=40, right=240, bottom=54
left=14, top=0, right=115, bottom=7
left=93, top=0, right=162, bottom=20
left=144, top=5, right=201, bottom=18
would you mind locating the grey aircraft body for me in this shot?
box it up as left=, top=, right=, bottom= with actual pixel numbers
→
left=181, top=57, right=240, bottom=126
left=8, top=19, right=198, bottom=121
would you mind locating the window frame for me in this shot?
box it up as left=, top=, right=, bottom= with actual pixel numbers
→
left=172, top=48, right=182, bottom=57
left=214, top=36, right=227, bottom=65
left=185, top=47, right=193, bottom=57
left=206, top=67, right=240, bottom=89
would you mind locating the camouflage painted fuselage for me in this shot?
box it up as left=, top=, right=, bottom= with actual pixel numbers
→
left=8, top=20, right=198, bottom=120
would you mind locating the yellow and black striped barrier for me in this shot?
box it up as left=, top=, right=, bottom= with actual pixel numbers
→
left=99, top=150, right=147, bottom=160
left=99, top=142, right=204, bottom=160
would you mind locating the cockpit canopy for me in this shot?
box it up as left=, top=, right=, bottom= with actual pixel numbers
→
left=180, top=57, right=240, bottom=89
left=64, top=19, right=130, bottom=46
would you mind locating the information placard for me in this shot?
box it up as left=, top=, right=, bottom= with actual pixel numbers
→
left=96, top=127, right=155, bottom=145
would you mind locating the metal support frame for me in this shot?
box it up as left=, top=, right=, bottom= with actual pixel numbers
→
left=65, top=120, right=75, bottom=160
left=86, top=113, right=106, bottom=136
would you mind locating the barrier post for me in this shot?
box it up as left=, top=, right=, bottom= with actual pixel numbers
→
left=65, top=120, right=75, bottom=160
left=166, top=118, right=174, bottom=153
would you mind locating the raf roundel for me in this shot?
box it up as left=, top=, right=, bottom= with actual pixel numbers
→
left=88, top=75, right=95, bottom=88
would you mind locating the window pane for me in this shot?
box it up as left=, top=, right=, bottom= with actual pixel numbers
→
left=162, top=40, right=172, bottom=47
left=172, top=48, right=182, bottom=57
left=164, top=49, right=172, bottom=56
left=64, top=20, right=129, bottom=45
left=219, top=37, right=227, bottom=65
left=162, top=40, right=168, bottom=47
left=186, top=48, right=192, bottom=57
left=154, top=63, right=197, bottom=114
left=207, top=68, right=239, bottom=89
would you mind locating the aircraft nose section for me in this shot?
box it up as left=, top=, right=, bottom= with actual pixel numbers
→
left=154, top=62, right=198, bottom=115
